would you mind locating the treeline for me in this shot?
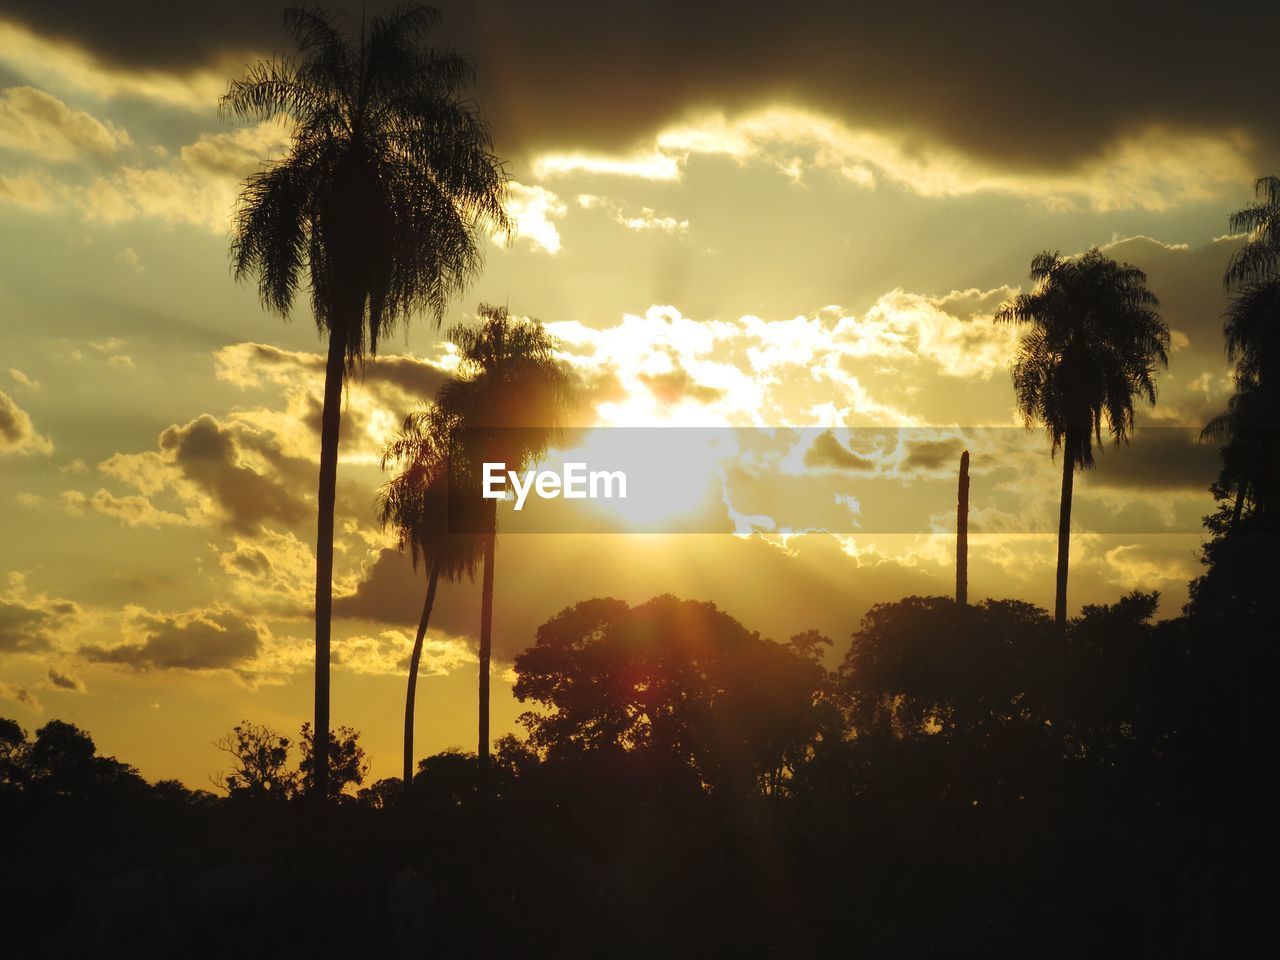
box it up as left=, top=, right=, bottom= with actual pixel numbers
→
left=2, top=554, right=1274, bottom=956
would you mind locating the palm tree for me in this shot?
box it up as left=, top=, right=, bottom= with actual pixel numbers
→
left=436, top=305, right=574, bottom=766
left=1202, top=380, right=1268, bottom=526
left=380, top=405, right=484, bottom=793
left=223, top=6, right=510, bottom=799
left=996, top=249, right=1169, bottom=626
left=1225, top=175, right=1280, bottom=289
left=1209, top=180, right=1280, bottom=525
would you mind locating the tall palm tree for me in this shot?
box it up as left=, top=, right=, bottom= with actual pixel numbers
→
left=436, top=305, right=574, bottom=766
left=380, top=405, right=483, bottom=793
left=996, top=249, right=1169, bottom=626
left=224, top=6, right=509, bottom=798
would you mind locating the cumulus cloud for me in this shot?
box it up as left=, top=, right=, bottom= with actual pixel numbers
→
left=83, top=605, right=268, bottom=672
left=217, top=529, right=318, bottom=618
left=94, top=413, right=311, bottom=533
left=60, top=488, right=196, bottom=527
left=0, top=572, right=82, bottom=655
left=0, top=85, right=130, bottom=161
left=0, top=388, right=52, bottom=455
left=331, top=628, right=475, bottom=677
left=543, top=293, right=1017, bottom=431
left=503, top=181, right=567, bottom=254
left=804, top=430, right=876, bottom=472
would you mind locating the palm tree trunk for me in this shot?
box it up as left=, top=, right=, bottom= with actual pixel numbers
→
left=478, top=496, right=497, bottom=767
left=312, top=332, right=346, bottom=802
left=956, top=450, right=970, bottom=605
left=404, top=561, right=441, bottom=794
left=1054, top=444, right=1075, bottom=627
left=1051, top=434, right=1076, bottom=813
left=1231, top=478, right=1248, bottom=528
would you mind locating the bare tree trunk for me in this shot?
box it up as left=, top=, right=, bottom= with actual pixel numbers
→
left=478, top=497, right=497, bottom=767
left=312, top=333, right=346, bottom=802
left=956, top=450, right=970, bottom=605
left=404, top=561, right=441, bottom=795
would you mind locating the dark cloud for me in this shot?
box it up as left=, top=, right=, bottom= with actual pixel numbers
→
left=0, top=594, right=78, bottom=653
left=46, top=666, right=86, bottom=691
left=2, top=2, right=1276, bottom=171
left=901, top=438, right=965, bottom=473
left=226, top=342, right=450, bottom=401
left=1100, top=236, right=1240, bottom=355
left=82, top=608, right=265, bottom=671
left=158, top=414, right=310, bottom=533
left=1084, top=428, right=1220, bottom=493
left=804, top=430, right=876, bottom=472
left=0, top=388, right=51, bottom=455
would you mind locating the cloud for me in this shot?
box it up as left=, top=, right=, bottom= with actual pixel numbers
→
left=1084, top=429, right=1220, bottom=493
left=0, top=680, right=41, bottom=712
left=576, top=194, right=688, bottom=234
left=804, top=430, right=876, bottom=472
left=0, top=172, right=52, bottom=210
left=331, top=629, right=475, bottom=677
left=82, top=605, right=268, bottom=672
left=60, top=488, right=196, bottom=527
left=4, top=1, right=1277, bottom=196
left=8, top=369, right=37, bottom=389
left=46, top=666, right=85, bottom=692
left=543, top=292, right=1017, bottom=431
left=96, top=413, right=311, bottom=533
left=214, top=341, right=453, bottom=463
left=0, top=573, right=82, bottom=654
left=0, top=85, right=130, bottom=161
left=0, top=17, right=228, bottom=110
left=503, top=181, right=566, bottom=254
left=901, top=438, right=966, bottom=473
left=217, top=529, right=316, bottom=618
left=0, top=388, right=53, bottom=455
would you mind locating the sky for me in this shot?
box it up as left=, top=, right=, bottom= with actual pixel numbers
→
left=0, top=1, right=1270, bottom=787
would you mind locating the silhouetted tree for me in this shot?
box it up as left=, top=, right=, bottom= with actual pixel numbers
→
left=436, top=306, right=574, bottom=765
left=23, top=719, right=146, bottom=800
left=224, top=5, right=509, bottom=797
left=380, top=404, right=484, bottom=792
left=0, top=717, right=27, bottom=790
left=514, top=596, right=829, bottom=795
left=996, top=250, right=1169, bottom=627
left=357, top=776, right=406, bottom=809
left=299, top=722, right=369, bottom=800
left=214, top=721, right=298, bottom=800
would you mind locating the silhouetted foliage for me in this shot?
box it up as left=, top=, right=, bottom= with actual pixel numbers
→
left=514, top=595, right=834, bottom=796
left=298, top=722, right=370, bottom=801
left=214, top=721, right=297, bottom=801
